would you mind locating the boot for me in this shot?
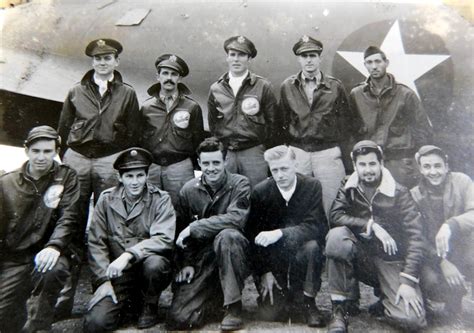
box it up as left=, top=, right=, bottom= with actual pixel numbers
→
left=368, top=299, right=384, bottom=318
left=221, top=301, right=243, bottom=331
left=137, top=303, right=158, bottom=329
left=303, top=295, right=324, bottom=327
left=328, top=301, right=348, bottom=333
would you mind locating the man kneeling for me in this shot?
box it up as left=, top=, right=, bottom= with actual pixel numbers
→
left=326, top=140, right=426, bottom=332
left=246, top=145, right=328, bottom=326
left=84, top=148, right=175, bottom=332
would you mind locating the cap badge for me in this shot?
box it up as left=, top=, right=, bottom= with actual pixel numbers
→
left=130, top=150, right=137, bottom=157
left=97, top=39, right=106, bottom=47
left=169, top=55, right=177, bottom=62
left=302, top=35, right=309, bottom=43
left=237, top=36, right=245, bottom=43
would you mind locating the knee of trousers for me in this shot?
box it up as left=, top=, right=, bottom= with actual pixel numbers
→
left=39, top=258, right=70, bottom=286
left=388, top=310, right=427, bottom=331
left=142, top=255, right=171, bottom=278
left=83, top=309, right=117, bottom=332
left=297, top=240, right=323, bottom=262
left=325, top=227, right=356, bottom=261
left=213, top=229, right=248, bottom=254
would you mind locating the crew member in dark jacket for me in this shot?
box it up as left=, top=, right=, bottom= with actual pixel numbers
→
left=0, top=126, right=80, bottom=332
left=247, top=145, right=327, bottom=327
left=411, top=145, right=474, bottom=323
left=84, top=148, right=175, bottom=331
left=168, top=137, right=251, bottom=331
left=139, top=54, right=204, bottom=205
left=208, top=35, right=280, bottom=187
left=349, top=46, right=432, bottom=188
left=280, top=36, right=359, bottom=214
left=326, top=140, right=426, bottom=333
left=56, top=38, right=140, bottom=315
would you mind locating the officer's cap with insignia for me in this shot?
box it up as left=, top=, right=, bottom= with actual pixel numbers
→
left=24, top=125, right=61, bottom=147
left=224, top=35, right=257, bottom=58
left=292, top=35, right=323, bottom=55
left=113, top=148, right=153, bottom=171
left=351, top=140, right=384, bottom=161
left=155, top=54, right=189, bottom=77
left=85, top=38, right=123, bottom=57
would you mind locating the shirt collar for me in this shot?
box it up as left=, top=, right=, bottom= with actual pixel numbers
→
left=93, top=72, right=114, bottom=85
left=229, top=70, right=249, bottom=81
left=301, top=71, right=321, bottom=84
left=276, top=175, right=298, bottom=201
left=159, top=91, right=178, bottom=103
left=344, top=167, right=396, bottom=197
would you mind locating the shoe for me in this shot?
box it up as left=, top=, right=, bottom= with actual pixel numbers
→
left=137, top=303, right=158, bottom=329
left=327, top=301, right=348, bottom=333
left=303, top=296, right=324, bottom=327
left=221, top=301, right=243, bottom=331
left=368, top=299, right=384, bottom=318
left=346, top=299, right=361, bottom=316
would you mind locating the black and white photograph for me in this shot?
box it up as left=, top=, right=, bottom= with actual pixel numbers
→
left=0, top=0, right=472, bottom=331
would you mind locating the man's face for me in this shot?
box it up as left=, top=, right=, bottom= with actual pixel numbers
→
left=198, top=150, right=226, bottom=186
left=297, top=52, right=321, bottom=76
left=419, top=154, right=449, bottom=187
left=119, top=168, right=148, bottom=199
left=364, top=53, right=389, bottom=79
left=226, top=49, right=251, bottom=76
left=354, top=152, right=383, bottom=186
left=25, top=139, right=57, bottom=175
left=268, top=155, right=297, bottom=191
left=92, top=53, right=119, bottom=77
left=157, top=67, right=181, bottom=93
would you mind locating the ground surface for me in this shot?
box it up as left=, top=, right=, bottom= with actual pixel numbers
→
left=51, top=267, right=474, bottom=332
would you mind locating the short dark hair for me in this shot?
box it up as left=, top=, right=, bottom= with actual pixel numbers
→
left=196, top=137, right=227, bottom=160
left=118, top=167, right=149, bottom=177
left=352, top=147, right=383, bottom=163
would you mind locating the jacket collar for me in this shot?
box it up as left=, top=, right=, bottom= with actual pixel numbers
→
left=292, top=71, right=331, bottom=89
left=362, top=72, right=395, bottom=94
left=217, top=71, right=258, bottom=86
left=19, top=160, right=59, bottom=184
left=81, top=69, right=124, bottom=85
left=345, top=167, right=396, bottom=197
left=146, top=82, right=192, bottom=97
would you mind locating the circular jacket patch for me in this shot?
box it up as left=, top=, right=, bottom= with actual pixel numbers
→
left=43, top=184, right=64, bottom=209
left=241, top=97, right=260, bottom=115
left=173, top=110, right=191, bottom=129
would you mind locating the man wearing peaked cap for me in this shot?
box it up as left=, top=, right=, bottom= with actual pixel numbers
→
left=280, top=35, right=360, bottom=216
left=0, top=126, right=80, bottom=333
left=56, top=37, right=140, bottom=318
left=138, top=53, right=204, bottom=205
left=349, top=45, right=433, bottom=188
left=208, top=35, right=281, bottom=187
left=85, top=147, right=176, bottom=330
left=325, top=139, right=427, bottom=332
left=411, top=145, right=474, bottom=324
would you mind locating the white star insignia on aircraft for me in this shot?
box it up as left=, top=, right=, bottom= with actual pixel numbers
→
left=337, top=20, right=450, bottom=97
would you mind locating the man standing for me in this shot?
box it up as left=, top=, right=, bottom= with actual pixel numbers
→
left=326, top=140, right=426, bottom=333
left=0, top=126, right=80, bottom=332
left=280, top=35, right=359, bottom=214
left=349, top=46, right=433, bottom=189
left=84, top=148, right=175, bottom=331
left=411, top=145, right=474, bottom=323
left=139, top=54, right=205, bottom=205
left=168, top=137, right=251, bottom=331
left=208, top=35, right=280, bottom=187
left=246, top=145, right=327, bottom=327
left=57, top=38, right=140, bottom=315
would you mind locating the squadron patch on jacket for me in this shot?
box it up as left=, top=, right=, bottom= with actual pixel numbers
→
left=173, top=110, right=191, bottom=129
left=241, top=96, right=260, bottom=115
left=43, top=184, right=64, bottom=208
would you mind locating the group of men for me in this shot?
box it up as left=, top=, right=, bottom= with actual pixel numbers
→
left=0, top=33, right=472, bottom=333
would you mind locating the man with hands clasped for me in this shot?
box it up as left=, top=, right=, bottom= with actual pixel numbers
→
left=411, top=145, right=474, bottom=324
left=0, top=126, right=80, bottom=333
left=84, top=148, right=175, bottom=331
left=325, top=140, right=426, bottom=333
left=246, top=145, right=328, bottom=327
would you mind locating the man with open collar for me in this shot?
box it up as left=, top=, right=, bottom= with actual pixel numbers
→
left=208, top=35, right=280, bottom=187
left=280, top=35, right=359, bottom=215
left=139, top=53, right=205, bottom=205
